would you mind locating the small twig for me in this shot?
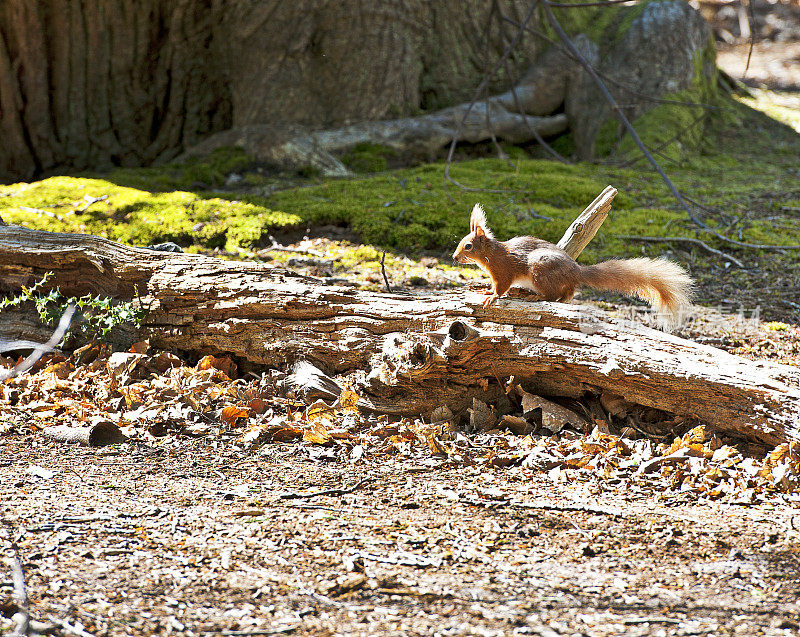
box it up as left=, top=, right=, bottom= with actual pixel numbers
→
left=527, top=209, right=554, bottom=221
left=279, top=477, right=374, bottom=500
left=19, top=206, right=62, bottom=220
left=617, top=235, right=746, bottom=268
left=264, top=239, right=324, bottom=258
left=744, top=0, right=755, bottom=77
left=0, top=305, right=75, bottom=381
left=63, top=467, right=85, bottom=483
left=509, top=500, right=626, bottom=518
left=280, top=504, right=347, bottom=512
left=380, top=252, right=393, bottom=293
left=77, top=194, right=108, bottom=214
left=201, top=629, right=298, bottom=636
left=623, top=617, right=682, bottom=626
left=568, top=518, right=593, bottom=540
left=681, top=194, right=800, bottom=250
left=9, top=545, right=29, bottom=637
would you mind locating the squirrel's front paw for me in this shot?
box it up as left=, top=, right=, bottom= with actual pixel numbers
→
left=482, top=293, right=499, bottom=308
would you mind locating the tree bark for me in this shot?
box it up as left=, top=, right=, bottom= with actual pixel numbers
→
left=0, top=0, right=539, bottom=182
left=0, top=0, right=715, bottom=181
left=0, top=224, right=797, bottom=446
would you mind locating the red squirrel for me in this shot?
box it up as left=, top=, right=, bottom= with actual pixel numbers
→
left=453, top=204, right=693, bottom=318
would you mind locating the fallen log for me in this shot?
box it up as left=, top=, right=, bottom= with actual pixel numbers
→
left=0, top=221, right=798, bottom=446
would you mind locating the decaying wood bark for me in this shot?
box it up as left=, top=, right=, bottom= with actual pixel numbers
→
left=0, top=224, right=798, bottom=446
left=556, top=186, right=617, bottom=259
left=43, top=422, right=127, bottom=447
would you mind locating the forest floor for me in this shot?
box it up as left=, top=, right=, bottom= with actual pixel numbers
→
left=1, top=429, right=799, bottom=637
left=3, top=4, right=800, bottom=637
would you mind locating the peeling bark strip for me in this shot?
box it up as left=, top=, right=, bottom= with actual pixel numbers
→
left=0, top=224, right=798, bottom=446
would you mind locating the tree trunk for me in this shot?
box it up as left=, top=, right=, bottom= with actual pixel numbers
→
left=1, top=224, right=797, bottom=447
left=0, top=0, right=715, bottom=181
left=0, top=0, right=232, bottom=181
left=0, top=1, right=539, bottom=182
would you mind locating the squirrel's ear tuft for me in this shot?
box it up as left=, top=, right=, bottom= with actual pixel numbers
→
left=469, top=203, right=494, bottom=238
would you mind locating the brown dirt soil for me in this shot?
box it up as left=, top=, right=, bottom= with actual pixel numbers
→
left=2, top=437, right=800, bottom=637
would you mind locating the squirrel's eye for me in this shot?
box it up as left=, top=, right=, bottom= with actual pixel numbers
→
left=464, top=242, right=473, bottom=251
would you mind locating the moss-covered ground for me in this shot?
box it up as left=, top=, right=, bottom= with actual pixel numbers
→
left=2, top=91, right=799, bottom=321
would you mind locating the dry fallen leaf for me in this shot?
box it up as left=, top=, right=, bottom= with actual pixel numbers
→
left=129, top=340, right=149, bottom=354
left=335, top=389, right=360, bottom=412
left=249, top=397, right=267, bottom=414
left=304, top=421, right=332, bottom=445
left=196, top=355, right=237, bottom=380
left=221, top=405, right=249, bottom=427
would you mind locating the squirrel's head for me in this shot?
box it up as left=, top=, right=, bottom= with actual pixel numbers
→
left=453, top=203, right=495, bottom=265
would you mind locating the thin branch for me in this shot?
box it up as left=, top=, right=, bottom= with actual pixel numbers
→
left=614, top=113, right=706, bottom=168
left=744, top=0, right=755, bottom=76
left=493, top=0, right=570, bottom=163
left=10, top=552, right=29, bottom=637
left=484, top=1, right=519, bottom=169
left=2, top=519, right=30, bottom=637
left=380, top=252, right=392, bottom=293
left=509, top=500, right=626, bottom=518
left=617, top=235, right=746, bottom=268
left=681, top=194, right=800, bottom=250
left=279, top=477, right=374, bottom=500
left=540, top=1, right=694, bottom=208
left=0, top=304, right=75, bottom=381
left=49, top=618, right=95, bottom=637
left=500, top=15, right=729, bottom=113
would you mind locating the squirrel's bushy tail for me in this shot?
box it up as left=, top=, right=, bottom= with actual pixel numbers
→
left=579, top=257, right=693, bottom=316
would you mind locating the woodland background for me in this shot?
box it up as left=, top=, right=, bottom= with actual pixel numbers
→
left=2, top=1, right=800, bottom=636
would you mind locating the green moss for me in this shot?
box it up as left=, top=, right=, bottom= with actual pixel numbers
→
left=595, top=119, right=623, bottom=158
left=109, top=146, right=255, bottom=192
left=341, top=143, right=398, bottom=173
left=548, top=133, right=576, bottom=159
left=339, top=245, right=384, bottom=267
left=0, top=176, right=300, bottom=250
left=262, top=158, right=622, bottom=251
left=547, top=0, right=661, bottom=46
left=501, top=145, right=530, bottom=161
